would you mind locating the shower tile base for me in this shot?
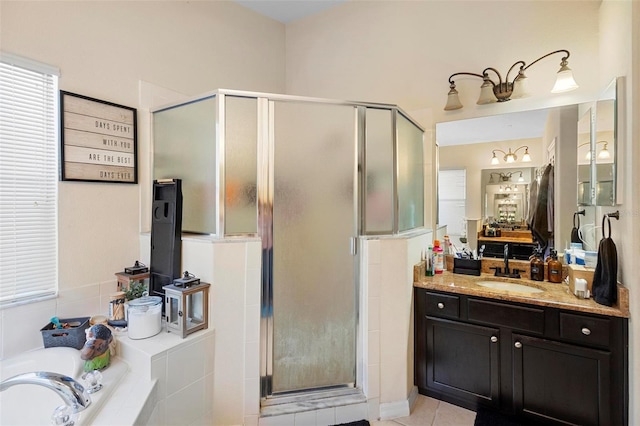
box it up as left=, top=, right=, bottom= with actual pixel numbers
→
left=260, top=390, right=367, bottom=418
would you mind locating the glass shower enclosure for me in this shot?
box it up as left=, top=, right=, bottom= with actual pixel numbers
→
left=153, top=90, right=424, bottom=404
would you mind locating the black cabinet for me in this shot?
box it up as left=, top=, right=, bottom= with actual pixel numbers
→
left=512, top=334, right=611, bottom=425
left=414, top=288, right=628, bottom=425
left=425, top=318, right=500, bottom=407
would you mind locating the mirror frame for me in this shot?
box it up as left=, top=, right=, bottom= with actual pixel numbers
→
left=577, top=106, right=594, bottom=206
left=593, top=77, right=618, bottom=206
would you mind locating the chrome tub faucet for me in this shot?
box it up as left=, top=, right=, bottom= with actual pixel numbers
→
left=0, top=371, right=91, bottom=415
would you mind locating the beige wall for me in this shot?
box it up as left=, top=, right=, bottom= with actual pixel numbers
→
left=286, top=1, right=600, bottom=123
left=598, top=1, right=639, bottom=423
left=0, top=1, right=284, bottom=301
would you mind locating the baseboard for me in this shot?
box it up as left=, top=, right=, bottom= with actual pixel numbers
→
left=379, top=387, right=418, bottom=420
left=408, top=386, right=419, bottom=411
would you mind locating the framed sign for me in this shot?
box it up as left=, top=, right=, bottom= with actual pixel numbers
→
left=60, top=91, right=137, bottom=183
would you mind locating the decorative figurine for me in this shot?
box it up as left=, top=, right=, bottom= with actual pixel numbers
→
left=80, top=324, right=114, bottom=372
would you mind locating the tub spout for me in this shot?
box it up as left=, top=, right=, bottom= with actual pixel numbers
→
left=0, top=371, right=91, bottom=412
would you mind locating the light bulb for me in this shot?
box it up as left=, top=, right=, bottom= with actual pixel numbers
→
left=598, top=145, right=611, bottom=159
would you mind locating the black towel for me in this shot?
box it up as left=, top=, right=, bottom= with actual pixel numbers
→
left=592, top=236, right=617, bottom=307
left=531, top=164, right=553, bottom=252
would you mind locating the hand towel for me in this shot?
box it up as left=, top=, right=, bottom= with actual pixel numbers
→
left=592, top=235, right=617, bottom=307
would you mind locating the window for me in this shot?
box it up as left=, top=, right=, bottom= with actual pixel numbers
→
left=438, top=169, right=467, bottom=244
left=0, top=53, right=59, bottom=307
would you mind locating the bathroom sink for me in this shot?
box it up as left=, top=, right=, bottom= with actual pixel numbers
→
left=475, top=280, right=544, bottom=294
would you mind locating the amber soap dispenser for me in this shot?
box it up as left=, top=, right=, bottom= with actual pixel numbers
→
left=530, top=248, right=545, bottom=281
left=547, top=249, right=563, bottom=283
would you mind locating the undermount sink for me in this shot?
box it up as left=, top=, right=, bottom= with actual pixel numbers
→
left=475, top=280, right=544, bottom=294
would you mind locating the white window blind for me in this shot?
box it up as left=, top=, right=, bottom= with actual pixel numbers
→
left=438, top=169, right=467, bottom=237
left=0, top=53, right=59, bottom=307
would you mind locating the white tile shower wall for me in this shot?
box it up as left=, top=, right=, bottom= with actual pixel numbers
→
left=377, top=231, right=431, bottom=420
left=212, top=240, right=260, bottom=425
left=244, top=241, right=262, bottom=419
left=365, top=238, right=381, bottom=404
left=140, top=235, right=259, bottom=425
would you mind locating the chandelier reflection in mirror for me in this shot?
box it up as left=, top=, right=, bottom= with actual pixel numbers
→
left=491, top=146, right=531, bottom=165
left=444, top=49, right=579, bottom=111
left=579, top=140, right=611, bottom=161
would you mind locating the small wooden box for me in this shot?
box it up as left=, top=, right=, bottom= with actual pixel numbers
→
left=568, top=264, right=595, bottom=296
left=445, top=254, right=455, bottom=271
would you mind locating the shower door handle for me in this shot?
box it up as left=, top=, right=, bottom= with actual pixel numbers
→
left=350, top=237, right=358, bottom=256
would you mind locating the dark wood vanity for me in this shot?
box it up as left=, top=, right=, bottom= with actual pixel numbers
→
left=414, top=268, right=629, bottom=425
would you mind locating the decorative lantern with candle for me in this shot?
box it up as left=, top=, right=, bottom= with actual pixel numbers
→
left=163, top=272, right=210, bottom=338
left=115, top=261, right=150, bottom=296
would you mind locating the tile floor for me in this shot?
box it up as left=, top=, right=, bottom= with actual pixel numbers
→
left=371, top=395, right=476, bottom=426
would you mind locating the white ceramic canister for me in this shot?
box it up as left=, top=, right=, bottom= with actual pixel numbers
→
left=127, top=295, right=163, bottom=339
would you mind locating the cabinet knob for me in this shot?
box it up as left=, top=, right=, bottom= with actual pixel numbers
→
left=581, top=327, right=591, bottom=336
left=491, top=336, right=498, bottom=343
left=437, top=302, right=444, bottom=309
left=514, top=341, right=522, bottom=349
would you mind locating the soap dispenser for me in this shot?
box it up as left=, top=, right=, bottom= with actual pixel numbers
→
left=530, top=248, right=544, bottom=281
left=547, top=249, right=563, bottom=283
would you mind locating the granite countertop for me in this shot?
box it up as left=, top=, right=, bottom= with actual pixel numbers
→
left=414, top=265, right=630, bottom=318
left=477, top=236, right=535, bottom=244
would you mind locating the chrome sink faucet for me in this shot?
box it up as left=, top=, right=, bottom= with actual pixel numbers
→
left=0, top=371, right=91, bottom=413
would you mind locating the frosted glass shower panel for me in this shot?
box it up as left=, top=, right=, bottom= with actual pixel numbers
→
left=272, top=101, right=357, bottom=393
left=153, top=96, right=217, bottom=234
left=224, top=96, right=258, bottom=235
left=365, top=108, right=394, bottom=234
left=396, top=112, right=424, bottom=232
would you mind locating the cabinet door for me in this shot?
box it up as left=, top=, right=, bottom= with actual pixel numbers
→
left=426, top=317, right=500, bottom=407
left=512, top=334, right=611, bottom=426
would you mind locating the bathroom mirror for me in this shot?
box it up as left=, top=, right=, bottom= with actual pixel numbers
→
left=576, top=107, right=593, bottom=206
left=594, top=77, right=617, bottom=206
left=436, top=105, right=597, bottom=251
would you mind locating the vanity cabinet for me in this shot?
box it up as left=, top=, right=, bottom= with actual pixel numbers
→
left=512, top=333, right=611, bottom=425
left=415, top=288, right=628, bottom=425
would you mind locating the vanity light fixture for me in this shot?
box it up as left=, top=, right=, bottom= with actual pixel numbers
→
left=444, top=49, right=579, bottom=111
left=491, top=146, right=531, bottom=165
left=579, top=140, right=610, bottom=160
left=489, top=171, right=524, bottom=183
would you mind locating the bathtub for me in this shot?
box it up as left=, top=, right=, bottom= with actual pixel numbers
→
left=0, top=346, right=129, bottom=425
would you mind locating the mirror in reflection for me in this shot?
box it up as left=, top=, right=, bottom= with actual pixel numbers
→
left=483, top=168, right=534, bottom=227
left=577, top=107, right=593, bottom=206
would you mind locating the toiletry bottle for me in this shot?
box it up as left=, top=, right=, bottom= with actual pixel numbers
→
left=530, top=249, right=545, bottom=281
left=433, top=240, right=444, bottom=274
left=425, top=246, right=434, bottom=276
left=443, top=235, right=451, bottom=255
left=548, top=249, right=563, bottom=283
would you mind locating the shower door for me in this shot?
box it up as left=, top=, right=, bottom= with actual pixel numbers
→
left=265, top=100, right=358, bottom=396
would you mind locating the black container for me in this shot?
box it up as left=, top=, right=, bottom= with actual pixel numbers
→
left=453, top=258, right=481, bottom=276
left=150, top=179, right=183, bottom=299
